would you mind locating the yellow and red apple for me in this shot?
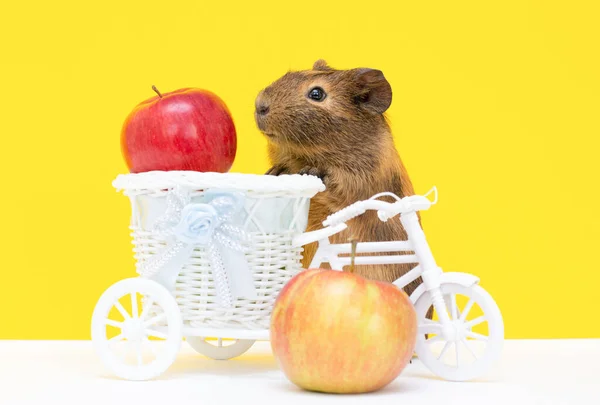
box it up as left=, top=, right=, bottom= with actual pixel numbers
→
left=270, top=268, right=417, bottom=394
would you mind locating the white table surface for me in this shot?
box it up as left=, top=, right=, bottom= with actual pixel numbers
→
left=0, top=339, right=598, bottom=405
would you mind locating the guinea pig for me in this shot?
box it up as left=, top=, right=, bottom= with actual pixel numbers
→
left=254, top=59, right=422, bottom=297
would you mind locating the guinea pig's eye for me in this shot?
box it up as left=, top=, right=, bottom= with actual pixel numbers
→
left=307, top=87, right=326, bottom=102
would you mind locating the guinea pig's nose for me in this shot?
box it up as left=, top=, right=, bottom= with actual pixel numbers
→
left=255, top=90, right=270, bottom=116
left=256, top=103, right=270, bottom=116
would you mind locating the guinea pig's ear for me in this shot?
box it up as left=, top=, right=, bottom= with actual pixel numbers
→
left=354, top=68, right=392, bottom=114
left=313, top=59, right=333, bottom=71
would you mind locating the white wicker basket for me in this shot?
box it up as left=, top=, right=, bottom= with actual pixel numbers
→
left=112, top=171, right=325, bottom=331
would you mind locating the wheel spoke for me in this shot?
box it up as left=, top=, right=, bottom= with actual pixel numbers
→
left=461, top=338, right=479, bottom=360
left=450, top=294, right=459, bottom=320
left=136, top=343, right=143, bottom=366
left=105, top=319, right=123, bottom=328
left=145, top=328, right=168, bottom=340
left=108, top=333, right=124, bottom=343
left=437, top=341, right=451, bottom=360
left=459, top=298, right=475, bottom=322
left=218, top=338, right=223, bottom=347
left=419, top=322, right=442, bottom=335
left=131, top=293, right=139, bottom=319
left=465, top=330, right=488, bottom=341
left=114, top=301, right=130, bottom=320
left=144, top=313, right=166, bottom=328
left=139, top=299, right=154, bottom=322
left=464, top=315, right=486, bottom=329
left=455, top=341, right=460, bottom=368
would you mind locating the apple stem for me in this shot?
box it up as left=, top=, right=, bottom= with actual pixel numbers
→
left=348, top=238, right=357, bottom=273
left=152, top=85, right=163, bottom=98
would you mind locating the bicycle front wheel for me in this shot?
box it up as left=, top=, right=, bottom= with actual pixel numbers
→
left=414, top=283, right=504, bottom=381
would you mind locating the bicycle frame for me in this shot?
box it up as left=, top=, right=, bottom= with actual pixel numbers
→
left=306, top=205, right=454, bottom=329
left=309, top=211, right=441, bottom=289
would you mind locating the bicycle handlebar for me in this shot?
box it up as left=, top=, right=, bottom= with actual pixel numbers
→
left=322, top=187, right=438, bottom=227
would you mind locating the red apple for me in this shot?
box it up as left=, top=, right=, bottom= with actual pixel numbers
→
left=270, top=268, right=417, bottom=394
left=121, top=86, right=236, bottom=173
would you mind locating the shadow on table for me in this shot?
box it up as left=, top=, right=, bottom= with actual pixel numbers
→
left=92, top=350, right=502, bottom=385
left=272, top=379, right=422, bottom=397
left=163, top=352, right=280, bottom=379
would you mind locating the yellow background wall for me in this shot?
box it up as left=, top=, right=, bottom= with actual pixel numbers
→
left=1, top=1, right=598, bottom=339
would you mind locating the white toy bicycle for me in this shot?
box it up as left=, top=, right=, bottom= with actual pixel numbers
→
left=294, top=187, right=504, bottom=382
left=91, top=171, right=503, bottom=382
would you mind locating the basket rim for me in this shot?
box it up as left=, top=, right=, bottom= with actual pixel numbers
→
left=112, top=170, right=325, bottom=196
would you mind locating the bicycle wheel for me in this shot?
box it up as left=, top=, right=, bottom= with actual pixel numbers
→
left=186, top=337, right=255, bottom=360
left=91, top=278, right=183, bottom=381
left=413, top=283, right=504, bottom=381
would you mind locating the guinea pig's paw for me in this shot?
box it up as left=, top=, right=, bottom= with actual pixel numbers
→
left=298, top=166, right=328, bottom=181
left=265, top=164, right=289, bottom=176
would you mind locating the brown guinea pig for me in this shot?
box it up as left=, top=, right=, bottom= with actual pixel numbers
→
left=254, top=59, right=422, bottom=297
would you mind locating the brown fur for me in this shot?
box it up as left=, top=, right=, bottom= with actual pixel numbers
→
left=254, top=60, right=424, bottom=297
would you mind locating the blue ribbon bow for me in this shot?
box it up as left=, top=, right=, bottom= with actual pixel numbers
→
left=138, top=186, right=257, bottom=307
